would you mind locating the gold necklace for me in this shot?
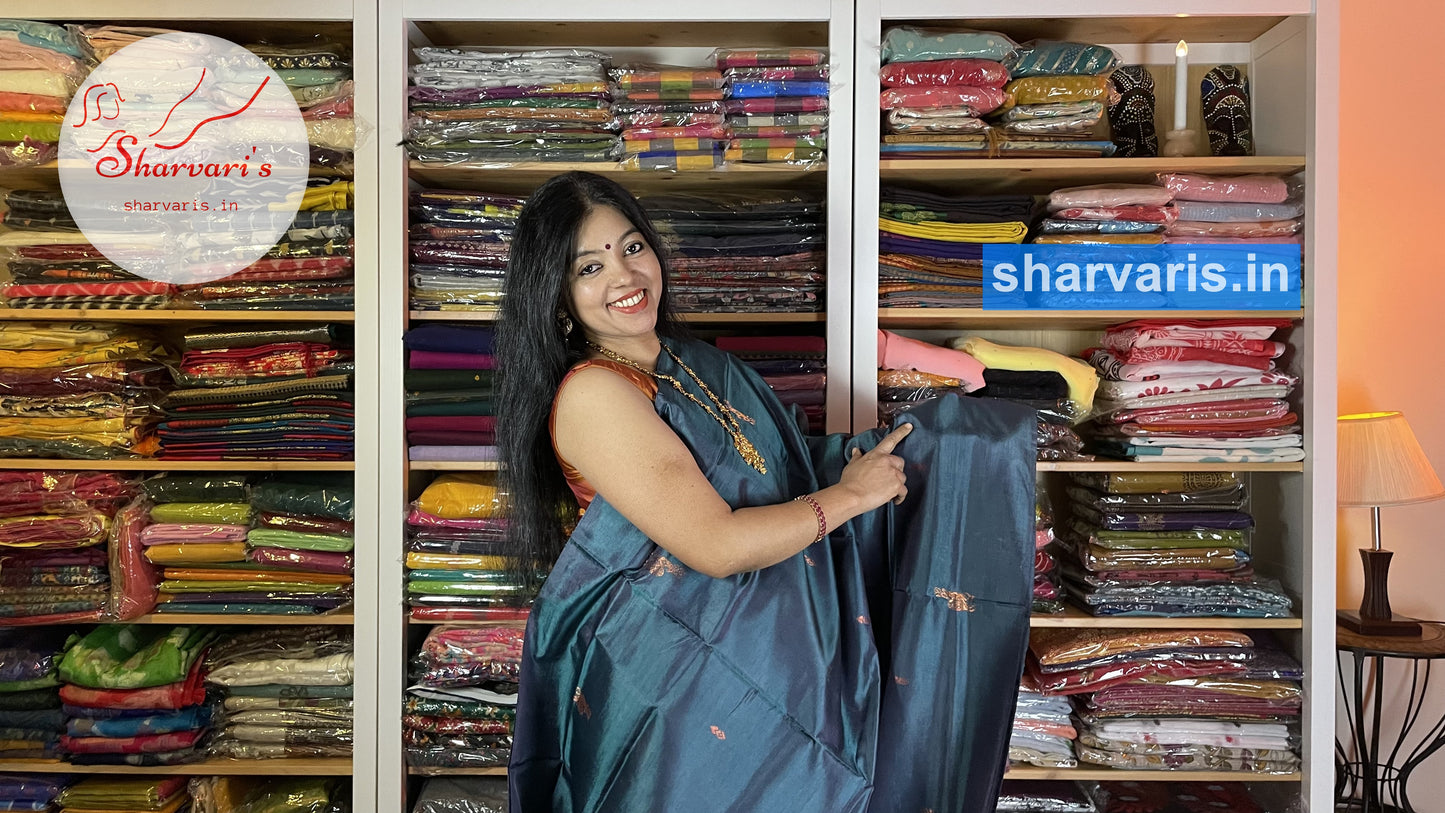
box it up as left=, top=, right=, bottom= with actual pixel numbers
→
left=586, top=341, right=767, bottom=474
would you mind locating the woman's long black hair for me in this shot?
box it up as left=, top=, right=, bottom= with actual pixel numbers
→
left=497, top=172, right=688, bottom=589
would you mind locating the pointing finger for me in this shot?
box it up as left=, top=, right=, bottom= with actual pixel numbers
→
left=873, top=422, right=914, bottom=455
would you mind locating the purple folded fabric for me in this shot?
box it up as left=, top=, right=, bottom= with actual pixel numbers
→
left=407, top=431, right=496, bottom=445
left=408, top=445, right=500, bottom=461
left=404, top=416, right=496, bottom=433
left=247, top=547, right=354, bottom=575
left=0, top=548, right=108, bottom=567
left=159, top=591, right=350, bottom=605
left=140, top=524, right=251, bottom=546
left=878, top=234, right=985, bottom=261
left=408, top=350, right=496, bottom=370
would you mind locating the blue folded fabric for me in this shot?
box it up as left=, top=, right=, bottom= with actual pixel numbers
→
left=404, top=324, right=495, bottom=355
left=65, top=705, right=213, bottom=738
left=727, top=81, right=829, bottom=99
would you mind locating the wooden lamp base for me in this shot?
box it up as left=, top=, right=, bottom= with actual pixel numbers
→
left=1339, top=549, right=1423, bottom=637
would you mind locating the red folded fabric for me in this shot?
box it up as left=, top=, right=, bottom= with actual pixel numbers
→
left=878, top=86, right=1007, bottom=113
left=58, top=657, right=207, bottom=710
left=715, top=335, right=826, bottom=354
left=880, top=59, right=1010, bottom=89
left=406, top=430, right=495, bottom=445
left=3, top=281, right=175, bottom=297
left=405, top=416, right=496, bottom=433
left=61, top=728, right=202, bottom=754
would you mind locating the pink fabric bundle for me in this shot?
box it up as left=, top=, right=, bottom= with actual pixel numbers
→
left=408, top=350, right=495, bottom=370
left=140, top=524, right=250, bottom=545
left=1101, top=318, right=1291, bottom=351
left=880, top=58, right=1010, bottom=88
left=1165, top=219, right=1302, bottom=239
left=878, top=86, right=1008, bottom=114
left=1101, top=398, right=1289, bottom=425
left=110, top=498, right=158, bottom=620
left=1048, top=184, right=1174, bottom=210
left=1103, top=344, right=1282, bottom=366
left=877, top=330, right=985, bottom=391
left=1157, top=173, right=1290, bottom=204
left=406, top=509, right=510, bottom=531
left=247, top=547, right=353, bottom=574
left=1051, top=205, right=1178, bottom=224
left=1086, top=348, right=1274, bottom=382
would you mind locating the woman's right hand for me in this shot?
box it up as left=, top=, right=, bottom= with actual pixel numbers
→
left=838, top=423, right=912, bottom=512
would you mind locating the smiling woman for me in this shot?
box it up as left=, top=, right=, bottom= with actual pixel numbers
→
left=495, top=171, right=1036, bottom=813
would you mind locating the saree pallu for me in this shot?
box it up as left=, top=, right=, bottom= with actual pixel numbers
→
left=510, top=340, right=1033, bottom=813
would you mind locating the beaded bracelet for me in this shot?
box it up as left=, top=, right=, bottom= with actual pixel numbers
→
left=794, top=494, right=827, bottom=543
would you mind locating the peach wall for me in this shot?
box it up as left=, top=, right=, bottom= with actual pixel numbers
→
left=1339, top=0, right=1445, bottom=806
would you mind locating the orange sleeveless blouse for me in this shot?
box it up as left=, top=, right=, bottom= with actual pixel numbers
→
left=549, top=358, right=659, bottom=510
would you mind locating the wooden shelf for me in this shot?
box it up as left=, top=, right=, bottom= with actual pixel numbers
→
left=879, top=309, right=1305, bottom=330
left=407, top=766, right=508, bottom=776
left=876, top=14, right=1298, bottom=46
left=409, top=460, right=501, bottom=471
left=877, top=156, right=1307, bottom=193
left=0, top=460, right=355, bottom=472
left=130, top=612, right=355, bottom=625
left=1005, top=767, right=1300, bottom=782
left=0, top=309, right=353, bottom=323
left=1036, top=461, right=1303, bottom=473
left=1031, top=605, right=1302, bottom=629
left=409, top=161, right=826, bottom=194
left=0, top=758, right=352, bottom=776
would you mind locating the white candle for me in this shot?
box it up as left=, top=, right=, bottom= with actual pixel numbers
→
left=1173, top=40, right=1189, bottom=131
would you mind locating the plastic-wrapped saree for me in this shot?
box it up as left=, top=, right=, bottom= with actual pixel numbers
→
left=510, top=339, right=1034, bottom=813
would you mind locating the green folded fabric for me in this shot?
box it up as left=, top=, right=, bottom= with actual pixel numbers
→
left=142, top=475, right=251, bottom=503
left=407, top=569, right=515, bottom=582
left=59, top=776, right=183, bottom=808
left=406, top=580, right=521, bottom=595
left=159, top=580, right=347, bottom=593
left=405, top=387, right=494, bottom=405
left=226, top=683, right=354, bottom=699
left=235, top=778, right=340, bottom=813
left=246, top=528, right=355, bottom=552
left=405, top=400, right=495, bottom=417
left=252, top=476, right=354, bottom=521
left=149, top=502, right=252, bottom=524
left=404, top=369, right=495, bottom=391
left=59, top=625, right=216, bottom=690
left=0, top=687, right=60, bottom=710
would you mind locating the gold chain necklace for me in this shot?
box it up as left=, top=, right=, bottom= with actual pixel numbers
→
left=586, top=341, right=767, bottom=474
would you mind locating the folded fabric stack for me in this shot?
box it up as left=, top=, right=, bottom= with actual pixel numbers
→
left=715, top=336, right=827, bottom=433
left=0, top=189, right=179, bottom=309
left=150, top=474, right=354, bottom=615
left=157, top=325, right=354, bottom=461
left=55, top=777, right=190, bottom=813
left=878, top=26, right=1013, bottom=157
left=643, top=192, right=825, bottom=312
left=188, top=777, right=349, bottom=813
left=0, top=630, right=68, bottom=759
left=1056, top=471, right=1293, bottom=618
left=947, top=336, right=1097, bottom=462
left=1094, top=781, right=1275, bottom=813
left=244, top=38, right=355, bottom=174
left=406, top=473, right=530, bottom=622
left=0, top=322, right=174, bottom=459
left=877, top=187, right=1033, bottom=307
left=1027, top=628, right=1301, bottom=774
left=0, top=774, right=73, bottom=811
left=1085, top=318, right=1302, bottom=463
left=996, top=781, right=1097, bottom=813
left=413, top=777, right=508, bottom=813
left=715, top=47, right=828, bottom=166
left=408, top=189, right=523, bottom=312
left=57, top=625, right=217, bottom=766
left=876, top=329, right=980, bottom=427
left=204, top=626, right=354, bottom=759
left=1009, top=685, right=1076, bottom=768
left=0, top=470, right=141, bottom=624
left=993, top=41, right=1117, bottom=149
left=0, top=20, right=84, bottom=167
left=406, top=48, right=619, bottom=164
left=174, top=181, right=357, bottom=310
left=405, top=624, right=523, bottom=769
left=1032, top=494, right=1063, bottom=614
left=1035, top=184, right=1174, bottom=245
left=1157, top=173, right=1304, bottom=245
left=612, top=63, right=728, bottom=171
left=405, top=325, right=497, bottom=461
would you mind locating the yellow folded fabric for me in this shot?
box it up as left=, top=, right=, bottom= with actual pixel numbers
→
left=296, top=181, right=354, bottom=211
left=0, top=417, right=136, bottom=445
left=405, top=551, right=509, bottom=571
left=948, top=336, right=1098, bottom=418
left=878, top=217, right=1028, bottom=244
left=143, top=542, right=249, bottom=565
left=877, top=368, right=962, bottom=389
left=415, top=472, right=507, bottom=520
left=1004, top=75, right=1112, bottom=106
left=0, top=322, right=135, bottom=350
left=0, top=337, right=160, bottom=368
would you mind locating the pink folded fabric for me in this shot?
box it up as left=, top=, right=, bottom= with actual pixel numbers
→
left=1165, top=219, right=1302, bottom=238
left=880, top=59, right=1010, bottom=89
left=140, top=524, right=250, bottom=546
left=408, top=350, right=496, bottom=370
left=3, top=281, right=176, bottom=297
left=407, top=509, right=509, bottom=531
left=1162, top=235, right=1302, bottom=245
left=247, top=546, right=354, bottom=574
left=878, top=330, right=984, bottom=391
left=879, top=86, right=1008, bottom=114
left=1048, top=184, right=1175, bottom=210
left=61, top=729, right=202, bottom=754
left=1156, top=173, right=1290, bottom=204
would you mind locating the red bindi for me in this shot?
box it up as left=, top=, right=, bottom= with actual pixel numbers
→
left=604, top=243, right=611, bottom=250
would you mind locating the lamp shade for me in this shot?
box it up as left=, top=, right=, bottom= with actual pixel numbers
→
left=1338, top=411, right=1445, bottom=507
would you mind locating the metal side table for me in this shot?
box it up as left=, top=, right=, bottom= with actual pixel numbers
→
left=1336, top=623, right=1445, bottom=813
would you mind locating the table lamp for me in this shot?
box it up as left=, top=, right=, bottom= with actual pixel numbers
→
left=1338, top=411, right=1445, bottom=636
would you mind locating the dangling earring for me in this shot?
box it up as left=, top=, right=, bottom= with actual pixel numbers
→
left=556, top=310, right=574, bottom=337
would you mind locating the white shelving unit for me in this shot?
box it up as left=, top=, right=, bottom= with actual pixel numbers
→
left=0, top=1, right=379, bottom=802
left=853, top=3, right=1337, bottom=811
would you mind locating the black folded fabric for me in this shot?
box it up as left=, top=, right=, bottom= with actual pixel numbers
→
left=972, top=369, right=1070, bottom=400
left=404, top=369, right=495, bottom=391
left=182, top=326, right=348, bottom=350
left=406, top=401, right=494, bottom=418
left=880, top=187, right=1035, bottom=223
